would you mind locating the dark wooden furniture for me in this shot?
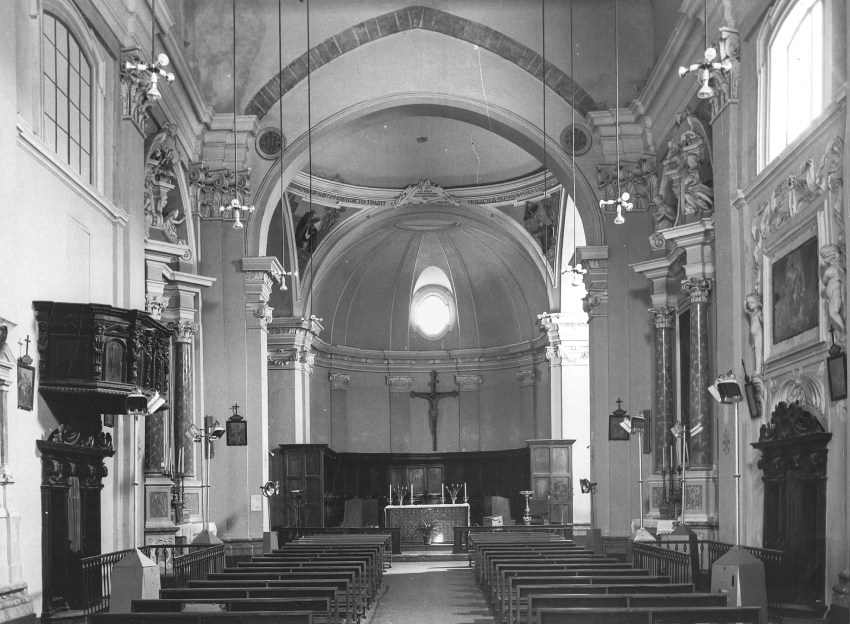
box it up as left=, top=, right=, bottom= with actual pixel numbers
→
left=34, top=301, right=172, bottom=416
left=751, top=400, right=831, bottom=612
left=272, top=445, right=532, bottom=528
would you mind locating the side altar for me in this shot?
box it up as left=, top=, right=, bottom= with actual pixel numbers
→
left=384, top=504, right=470, bottom=543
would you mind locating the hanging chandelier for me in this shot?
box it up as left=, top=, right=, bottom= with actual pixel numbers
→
left=124, top=0, right=174, bottom=101
left=677, top=0, right=724, bottom=99
left=219, top=0, right=255, bottom=230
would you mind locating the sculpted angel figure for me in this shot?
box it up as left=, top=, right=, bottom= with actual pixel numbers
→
left=744, top=292, right=764, bottom=374
left=820, top=244, right=846, bottom=335
left=652, top=194, right=677, bottom=231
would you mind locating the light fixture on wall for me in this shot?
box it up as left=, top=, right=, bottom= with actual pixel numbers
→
left=677, top=0, right=723, bottom=99
left=219, top=0, right=255, bottom=230
left=187, top=416, right=225, bottom=544
left=562, top=0, right=586, bottom=287
left=598, top=0, right=632, bottom=225
left=709, top=371, right=743, bottom=544
left=124, top=0, right=175, bottom=101
left=619, top=412, right=653, bottom=538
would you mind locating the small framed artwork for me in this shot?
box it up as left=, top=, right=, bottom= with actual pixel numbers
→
left=17, top=363, right=34, bottom=411
left=226, top=419, right=247, bottom=446
left=827, top=351, right=847, bottom=401
left=608, top=415, right=630, bottom=441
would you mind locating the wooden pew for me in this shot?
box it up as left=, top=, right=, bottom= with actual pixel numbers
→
left=511, top=583, right=696, bottom=624
left=536, top=606, right=761, bottom=624
left=132, top=597, right=332, bottom=623
left=525, top=593, right=726, bottom=624
left=93, top=612, right=314, bottom=624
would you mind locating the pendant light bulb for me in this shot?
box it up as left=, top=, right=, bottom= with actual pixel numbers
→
left=147, top=73, right=162, bottom=100
left=697, top=71, right=714, bottom=99
left=232, top=213, right=244, bottom=230
left=614, top=205, right=625, bottom=225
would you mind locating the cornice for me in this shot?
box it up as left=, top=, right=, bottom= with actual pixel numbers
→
left=285, top=170, right=562, bottom=210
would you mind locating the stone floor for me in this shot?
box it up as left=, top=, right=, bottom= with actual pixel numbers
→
left=365, top=560, right=493, bottom=624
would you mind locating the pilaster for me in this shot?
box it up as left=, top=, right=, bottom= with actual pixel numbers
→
left=681, top=277, right=713, bottom=469
left=387, top=377, right=413, bottom=453
left=241, top=257, right=283, bottom=538
left=328, top=372, right=350, bottom=452
left=537, top=313, right=564, bottom=439
left=455, top=375, right=482, bottom=452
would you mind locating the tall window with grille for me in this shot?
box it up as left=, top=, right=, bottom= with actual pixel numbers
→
left=42, top=13, right=92, bottom=182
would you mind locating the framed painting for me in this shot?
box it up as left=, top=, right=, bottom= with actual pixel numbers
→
left=608, top=415, right=630, bottom=441
left=17, top=363, right=34, bottom=411
left=827, top=351, right=847, bottom=401
left=226, top=419, right=247, bottom=446
left=762, top=210, right=826, bottom=362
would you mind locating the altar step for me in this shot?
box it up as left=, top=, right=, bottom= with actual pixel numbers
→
left=396, top=544, right=467, bottom=562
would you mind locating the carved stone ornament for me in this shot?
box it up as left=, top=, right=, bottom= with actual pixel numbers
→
left=682, top=277, right=712, bottom=304
left=558, top=344, right=590, bottom=364
left=268, top=347, right=314, bottom=373
left=708, top=28, right=740, bottom=120
left=145, top=294, right=169, bottom=321
left=582, top=293, right=606, bottom=316
left=253, top=303, right=274, bottom=329
left=121, top=52, right=154, bottom=134
left=328, top=372, right=351, bottom=390
left=744, top=292, right=764, bottom=374
left=750, top=136, right=845, bottom=292
left=144, top=123, right=185, bottom=243
left=386, top=376, right=413, bottom=393
left=759, top=400, right=825, bottom=442
left=649, top=194, right=678, bottom=249
left=660, top=110, right=713, bottom=224
left=819, top=243, right=846, bottom=342
left=393, top=180, right=460, bottom=207
left=597, top=157, right=657, bottom=214
left=649, top=307, right=676, bottom=329
left=454, top=374, right=482, bottom=391
left=189, top=162, right=252, bottom=219
left=517, top=369, right=535, bottom=387
left=47, top=423, right=113, bottom=452
left=169, top=320, right=199, bottom=343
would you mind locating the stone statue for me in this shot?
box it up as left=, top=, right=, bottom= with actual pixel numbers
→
left=681, top=152, right=713, bottom=216
left=652, top=193, right=677, bottom=231
left=744, top=292, right=764, bottom=374
left=161, top=207, right=186, bottom=245
left=820, top=244, right=846, bottom=335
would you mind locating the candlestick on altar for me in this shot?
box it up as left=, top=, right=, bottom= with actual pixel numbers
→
left=463, top=482, right=468, bottom=503
left=440, top=482, right=445, bottom=504
left=389, top=484, right=392, bottom=503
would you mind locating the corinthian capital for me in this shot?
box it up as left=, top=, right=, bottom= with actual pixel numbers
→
left=682, top=278, right=712, bottom=304
left=649, top=307, right=676, bottom=329
left=329, top=372, right=351, bottom=391
left=145, top=294, right=169, bottom=320
left=169, top=320, right=199, bottom=343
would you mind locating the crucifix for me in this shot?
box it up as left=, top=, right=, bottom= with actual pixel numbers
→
left=410, top=370, right=458, bottom=452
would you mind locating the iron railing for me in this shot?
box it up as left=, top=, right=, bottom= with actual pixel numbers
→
left=633, top=541, right=693, bottom=584
left=79, top=543, right=223, bottom=615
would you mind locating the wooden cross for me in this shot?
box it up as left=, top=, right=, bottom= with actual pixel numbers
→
left=409, top=370, right=458, bottom=452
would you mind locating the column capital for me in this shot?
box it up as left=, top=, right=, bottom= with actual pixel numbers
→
left=577, top=246, right=609, bottom=293
left=168, top=320, right=199, bottom=343
left=242, top=257, right=284, bottom=298
left=517, top=369, right=535, bottom=387
left=682, top=277, right=712, bottom=304
left=455, top=374, right=482, bottom=392
left=631, top=248, right=686, bottom=309
left=145, top=294, right=169, bottom=321
left=268, top=347, right=315, bottom=374
left=328, top=372, right=351, bottom=391
left=649, top=307, right=676, bottom=329
left=120, top=49, right=154, bottom=136
left=386, top=376, right=413, bottom=393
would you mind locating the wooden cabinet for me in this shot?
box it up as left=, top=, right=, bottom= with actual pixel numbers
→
left=527, top=439, right=574, bottom=524
left=274, top=444, right=344, bottom=528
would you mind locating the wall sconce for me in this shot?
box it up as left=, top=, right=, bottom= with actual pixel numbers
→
left=708, top=370, right=743, bottom=545
left=579, top=478, right=597, bottom=494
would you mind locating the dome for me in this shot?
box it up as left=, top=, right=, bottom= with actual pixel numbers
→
left=311, top=204, right=551, bottom=351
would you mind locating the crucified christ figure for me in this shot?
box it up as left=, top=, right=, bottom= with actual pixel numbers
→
left=410, top=370, right=458, bottom=452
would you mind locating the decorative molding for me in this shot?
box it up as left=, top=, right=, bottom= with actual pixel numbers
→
left=517, top=369, right=535, bottom=387
left=120, top=49, right=154, bottom=135
left=758, top=400, right=825, bottom=442
left=268, top=347, right=315, bottom=374
left=252, top=303, right=274, bottom=330
left=582, top=293, right=607, bottom=317
left=386, top=376, right=413, bottom=393
left=681, top=277, right=712, bottom=304
left=145, top=294, right=169, bottom=321
left=454, top=374, right=482, bottom=391
left=189, top=161, right=251, bottom=219
left=144, top=122, right=185, bottom=244
left=708, top=27, right=740, bottom=120
left=393, top=180, right=460, bottom=207
left=328, top=372, right=351, bottom=390
left=553, top=344, right=589, bottom=364
left=649, top=307, right=676, bottom=329
left=597, top=156, right=657, bottom=213
left=168, top=320, right=198, bottom=343
left=771, top=371, right=825, bottom=416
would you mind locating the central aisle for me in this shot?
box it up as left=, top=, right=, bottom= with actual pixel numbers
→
left=367, top=560, right=494, bottom=624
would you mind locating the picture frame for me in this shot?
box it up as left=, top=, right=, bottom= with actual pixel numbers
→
left=17, top=363, right=34, bottom=411
left=762, top=208, right=826, bottom=362
left=827, top=351, right=847, bottom=401
left=608, top=414, right=630, bottom=441
left=226, top=419, right=247, bottom=446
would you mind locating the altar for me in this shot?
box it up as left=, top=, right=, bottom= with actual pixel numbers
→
left=384, top=504, right=470, bottom=543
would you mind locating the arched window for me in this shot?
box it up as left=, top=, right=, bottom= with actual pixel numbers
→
left=760, top=0, right=830, bottom=167
left=411, top=267, right=456, bottom=340
left=42, top=12, right=92, bottom=181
